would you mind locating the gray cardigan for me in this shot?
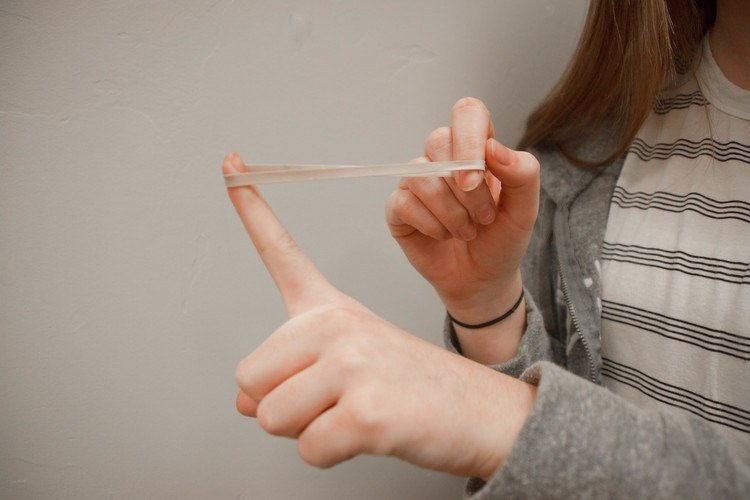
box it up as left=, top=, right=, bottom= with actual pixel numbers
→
left=443, top=138, right=750, bottom=498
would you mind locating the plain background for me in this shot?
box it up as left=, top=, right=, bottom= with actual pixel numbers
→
left=1, top=1, right=587, bottom=498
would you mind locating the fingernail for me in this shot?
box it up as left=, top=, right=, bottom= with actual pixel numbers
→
left=461, top=171, right=483, bottom=192
left=476, top=203, right=495, bottom=225
left=458, top=222, right=477, bottom=241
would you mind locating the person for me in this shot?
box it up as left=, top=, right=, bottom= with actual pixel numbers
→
left=222, top=0, right=749, bottom=497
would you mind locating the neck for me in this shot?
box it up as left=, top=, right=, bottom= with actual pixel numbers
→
left=709, top=0, right=750, bottom=90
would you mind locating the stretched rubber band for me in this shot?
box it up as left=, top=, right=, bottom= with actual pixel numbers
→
left=224, top=160, right=486, bottom=186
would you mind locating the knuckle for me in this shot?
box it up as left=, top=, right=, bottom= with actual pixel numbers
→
left=385, top=189, right=402, bottom=213
left=346, top=391, right=387, bottom=434
left=425, top=126, right=452, bottom=155
left=437, top=227, right=453, bottom=240
left=306, top=305, right=364, bottom=342
left=234, top=360, right=247, bottom=388
left=234, top=394, right=243, bottom=414
left=417, top=179, right=448, bottom=200
left=296, top=438, right=321, bottom=467
left=294, top=309, right=335, bottom=342
left=235, top=359, right=264, bottom=401
left=385, top=191, right=403, bottom=223
left=235, top=359, right=252, bottom=389
left=393, top=189, right=417, bottom=215
left=458, top=135, right=485, bottom=154
left=332, top=343, right=369, bottom=374
left=297, top=435, right=334, bottom=468
left=424, top=221, right=449, bottom=241
left=453, top=96, right=487, bottom=114
left=256, top=399, right=283, bottom=435
left=320, top=305, right=360, bottom=328
left=518, top=151, right=541, bottom=175
left=445, top=207, right=471, bottom=228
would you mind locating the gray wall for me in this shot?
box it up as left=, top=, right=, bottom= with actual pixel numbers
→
left=0, top=1, right=586, bottom=498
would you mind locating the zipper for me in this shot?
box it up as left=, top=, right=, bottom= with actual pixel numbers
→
left=558, top=266, right=598, bottom=384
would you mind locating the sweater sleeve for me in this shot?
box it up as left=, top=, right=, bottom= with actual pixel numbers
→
left=465, top=361, right=750, bottom=499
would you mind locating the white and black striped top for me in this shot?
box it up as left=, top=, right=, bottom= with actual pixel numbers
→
left=600, top=35, right=750, bottom=462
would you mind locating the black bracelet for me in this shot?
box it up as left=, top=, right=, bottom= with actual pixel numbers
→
left=447, top=289, right=525, bottom=329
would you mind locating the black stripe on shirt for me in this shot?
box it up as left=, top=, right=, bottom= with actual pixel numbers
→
left=601, top=242, right=750, bottom=285
left=629, top=138, right=750, bottom=159
left=630, top=138, right=750, bottom=161
left=602, top=357, right=750, bottom=434
left=628, top=138, right=750, bottom=164
left=653, top=91, right=709, bottom=115
left=628, top=137, right=750, bottom=163
left=601, top=299, right=750, bottom=361
left=611, top=186, right=750, bottom=223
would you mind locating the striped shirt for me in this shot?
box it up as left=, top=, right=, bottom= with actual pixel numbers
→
left=600, top=35, right=750, bottom=462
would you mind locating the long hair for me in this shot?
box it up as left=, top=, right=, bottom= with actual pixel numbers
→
left=517, top=0, right=716, bottom=167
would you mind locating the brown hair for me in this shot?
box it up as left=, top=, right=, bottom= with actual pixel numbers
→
left=517, top=0, right=716, bottom=167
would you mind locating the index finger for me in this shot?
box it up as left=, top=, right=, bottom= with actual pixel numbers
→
left=451, top=97, right=494, bottom=192
left=222, top=152, right=336, bottom=316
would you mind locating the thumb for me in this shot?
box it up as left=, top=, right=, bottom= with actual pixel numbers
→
left=484, top=138, right=540, bottom=231
left=222, top=152, right=338, bottom=317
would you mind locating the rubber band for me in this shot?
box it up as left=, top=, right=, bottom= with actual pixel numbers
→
left=223, top=160, right=486, bottom=186
left=447, top=289, right=525, bottom=329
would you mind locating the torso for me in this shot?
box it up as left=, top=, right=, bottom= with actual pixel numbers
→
left=600, top=36, right=750, bottom=460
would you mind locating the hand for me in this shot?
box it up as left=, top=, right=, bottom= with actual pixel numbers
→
left=385, top=97, right=540, bottom=323
left=222, top=152, right=536, bottom=479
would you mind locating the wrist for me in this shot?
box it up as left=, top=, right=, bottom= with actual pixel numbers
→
left=448, top=289, right=523, bottom=329
left=471, top=374, right=537, bottom=481
left=442, top=272, right=524, bottom=325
